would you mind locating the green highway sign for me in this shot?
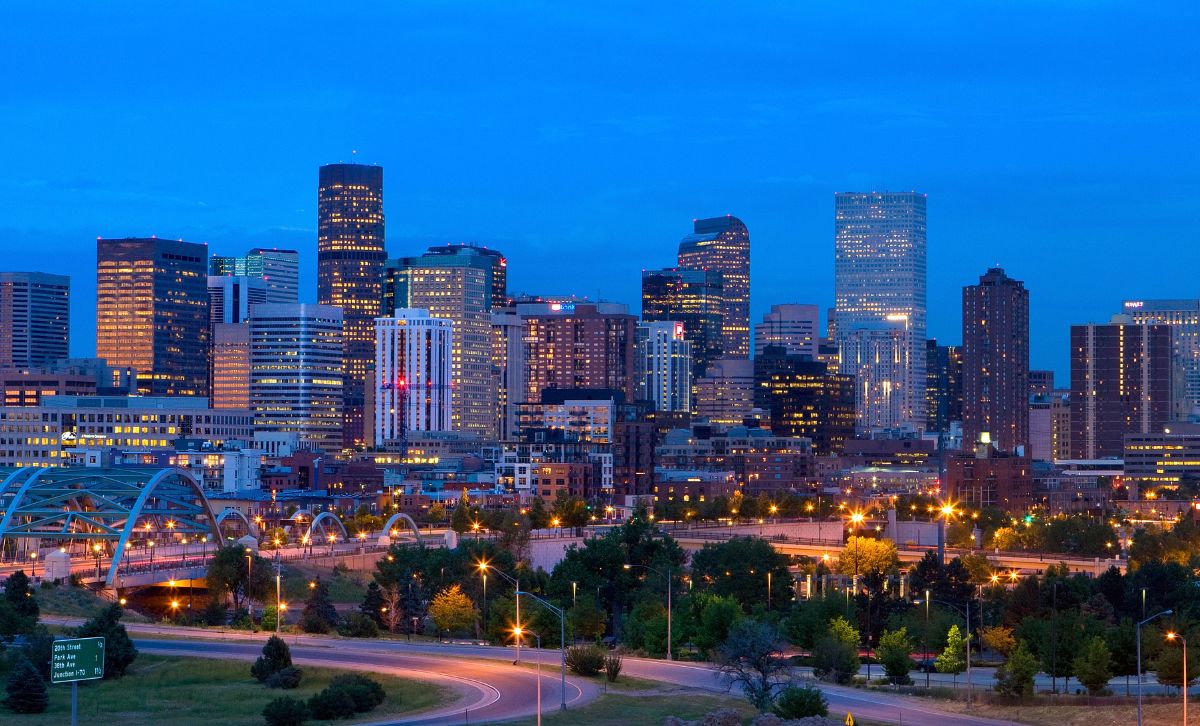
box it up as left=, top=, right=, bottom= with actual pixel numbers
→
left=50, top=637, right=105, bottom=684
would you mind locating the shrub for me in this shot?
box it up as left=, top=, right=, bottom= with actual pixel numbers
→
left=307, top=686, right=357, bottom=720
left=811, top=635, right=859, bottom=684
left=263, top=695, right=308, bottom=726
left=265, top=666, right=304, bottom=690
left=251, top=636, right=293, bottom=682
left=565, top=645, right=606, bottom=676
left=772, top=683, right=828, bottom=719
left=328, top=674, right=386, bottom=713
left=338, top=612, right=380, bottom=638
left=604, top=651, right=623, bottom=682
left=3, top=652, right=48, bottom=713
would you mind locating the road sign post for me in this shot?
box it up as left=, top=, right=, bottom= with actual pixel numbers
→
left=51, top=636, right=105, bottom=726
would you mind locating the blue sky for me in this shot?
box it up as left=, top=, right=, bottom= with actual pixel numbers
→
left=1, top=2, right=1197, bottom=380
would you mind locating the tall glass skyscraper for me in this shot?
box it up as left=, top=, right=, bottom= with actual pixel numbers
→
left=1120, top=299, right=1200, bottom=420
left=210, top=248, right=299, bottom=304
left=678, top=216, right=750, bottom=359
left=641, top=267, right=724, bottom=378
left=317, top=163, right=385, bottom=450
left=834, top=192, right=927, bottom=431
left=0, top=272, right=70, bottom=369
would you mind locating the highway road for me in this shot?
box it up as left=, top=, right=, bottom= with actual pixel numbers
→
left=100, top=621, right=1014, bottom=725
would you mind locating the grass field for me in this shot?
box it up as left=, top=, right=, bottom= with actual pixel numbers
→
left=17, top=653, right=449, bottom=725
left=34, top=584, right=150, bottom=622
left=508, top=692, right=758, bottom=725
left=281, top=564, right=369, bottom=604
left=938, top=698, right=1199, bottom=725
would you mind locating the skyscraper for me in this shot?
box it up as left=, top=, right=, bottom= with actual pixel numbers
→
left=210, top=248, right=299, bottom=303
left=211, top=323, right=251, bottom=409
left=0, top=272, right=69, bottom=369
left=694, top=358, right=756, bottom=428
left=1120, top=299, right=1200, bottom=420
left=753, top=346, right=856, bottom=455
left=678, top=216, right=750, bottom=359
left=840, top=318, right=914, bottom=431
left=641, top=267, right=723, bottom=378
left=317, top=163, right=385, bottom=450
left=250, top=303, right=344, bottom=453
left=207, top=275, right=267, bottom=325
left=834, top=192, right=927, bottom=430
left=754, top=304, right=819, bottom=359
left=374, top=308, right=454, bottom=444
left=925, top=340, right=963, bottom=434
left=394, top=244, right=507, bottom=438
left=962, top=267, right=1030, bottom=452
left=491, top=307, right=526, bottom=441
left=1070, top=319, right=1171, bottom=459
left=636, top=321, right=692, bottom=412
left=521, top=302, right=637, bottom=404
left=96, top=237, right=209, bottom=396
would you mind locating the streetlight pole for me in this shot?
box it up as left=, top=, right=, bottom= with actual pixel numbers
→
left=1139, top=610, right=1173, bottom=726
left=514, top=628, right=543, bottom=726
left=625, top=563, right=672, bottom=660
left=517, top=590, right=567, bottom=711
left=479, top=561, right=521, bottom=663
left=1168, top=632, right=1189, bottom=726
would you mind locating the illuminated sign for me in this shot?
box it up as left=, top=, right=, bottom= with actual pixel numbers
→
left=1124, top=301, right=1144, bottom=309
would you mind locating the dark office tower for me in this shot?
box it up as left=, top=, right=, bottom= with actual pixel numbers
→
left=1029, top=370, right=1055, bottom=397
left=925, top=340, right=963, bottom=433
left=834, top=192, right=927, bottom=430
left=1070, top=319, right=1172, bottom=459
left=317, top=163, right=385, bottom=450
left=641, top=267, right=724, bottom=378
left=678, top=216, right=750, bottom=359
left=0, top=272, right=70, bottom=369
left=962, top=267, right=1030, bottom=452
left=96, top=238, right=209, bottom=396
left=753, top=346, right=856, bottom=455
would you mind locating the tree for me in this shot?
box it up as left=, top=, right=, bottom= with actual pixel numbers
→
left=773, top=684, right=828, bottom=719
left=568, top=598, right=607, bottom=643
left=429, top=584, right=477, bottom=637
left=1072, top=635, right=1113, bottom=696
left=812, top=636, right=860, bottom=684
left=785, top=595, right=855, bottom=649
left=980, top=625, right=1015, bottom=657
left=206, top=545, right=272, bottom=609
left=689, top=537, right=793, bottom=611
left=527, top=496, right=550, bottom=530
left=691, top=594, right=745, bottom=657
left=1108, top=618, right=1141, bottom=695
left=994, top=640, right=1038, bottom=701
left=828, top=615, right=860, bottom=647
left=300, top=579, right=339, bottom=634
left=1154, top=634, right=1200, bottom=688
left=552, top=493, right=589, bottom=531
left=450, top=499, right=474, bottom=534
left=74, top=603, right=138, bottom=678
left=936, top=624, right=966, bottom=687
left=360, top=581, right=385, bottom=626
left=836, top=536, right=899, bottom=579
left=381, top=585, right=403, bottom=633
left=3, top=652, right=48, bottom=713
left=252, top=635, right=294, bottom=682
left=715, top=620, right=791, bottom=712
left=3, top=570, right=38, bottom=618
left=877, top=627, right=915, bottom=685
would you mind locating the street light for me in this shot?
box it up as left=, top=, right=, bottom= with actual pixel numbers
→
left=1138, top=609, right=1173, bottom=726
left=624, top=563, right=672, bottom=660
left=29, top=551, right=37, bottom=579
left=513, top=627, right=543, bottom=726
left=1167, top=632, right=1189, bottom=726
left=515, top=590, right=567, bottom=712
left=478, top=561, right=522, bottom=663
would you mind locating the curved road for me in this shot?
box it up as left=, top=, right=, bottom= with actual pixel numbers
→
left=114, top=622, right=1011, bottom=725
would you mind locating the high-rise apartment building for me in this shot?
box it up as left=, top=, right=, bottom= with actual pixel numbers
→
left=834, top=192, right=927, bottom=430
left=641, top=267, right=724, bottom=378
left=317, top=163, right=385, bottom=449
left=392, top=245, right=507, bottom=439
left=753, top=346, right=856, bottom=455
left=1070, top=319, right=1171, bottom=459
left=211, top=323, right=251, bottom=409
left=636, top=321, right=692, bottom=413
left=0, top=272, right=69, bottom=369
left=374, top=308, right=454, bottom=444
left=250, top=304, right=344, bottom=453
left=694, top=358, right=756, bottom=428
left=207, top=275, right=267, bottom=325
left=754, top=304, right=818, bottom=359
left=677, top=216, right=750, bottom=359
left=491, top=308, right=526, bottom=441
left=210, top=248, right=299, bottom=303
left=962, top=267, right=1030, bottom=452
left=96, top=237, right=209, bottom=396
left=1120, top=299, right=1200, bottom=420
left=522, top=302, right=637, bottom=404
left=925, top=340, right=963, bottom=434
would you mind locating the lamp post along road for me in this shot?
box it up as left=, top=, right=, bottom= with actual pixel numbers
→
left=1137, top=609, right=1172, bottom=726
left=1167, top=631, right=1189, bottom=726
left=516, top=590, right=567, bottom=711
left=479, top=561, right=521, bottom=663
left=625, top=563, right=671, bottom=660
left=514, top=628, right=543, bottom=726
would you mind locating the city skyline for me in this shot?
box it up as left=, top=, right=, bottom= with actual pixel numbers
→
left=3, top=4, right=1197, bottom=382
